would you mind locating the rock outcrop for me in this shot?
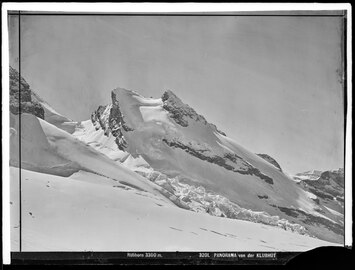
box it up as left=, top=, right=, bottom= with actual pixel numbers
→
left=90, top=91, right=134, bottom=151
left=257, top=153, right=283, bottom=172
left=163, top=138, right=274, bottom=184
left=9, top=66, right=44, bottom=119
left=297, top=168, right=344, bottom=203
left=162, top=90, right=226, bottom=135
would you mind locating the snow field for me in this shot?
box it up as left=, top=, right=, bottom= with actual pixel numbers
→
left=10, top=167, right=335, bottom=251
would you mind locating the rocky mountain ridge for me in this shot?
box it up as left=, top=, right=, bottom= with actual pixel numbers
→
left=296, top=168, right=344, bottom=204
left=9, top=66, right=45, bottom=119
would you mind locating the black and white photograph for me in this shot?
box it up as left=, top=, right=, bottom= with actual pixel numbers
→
left=1, top=3, right=352, bottom=265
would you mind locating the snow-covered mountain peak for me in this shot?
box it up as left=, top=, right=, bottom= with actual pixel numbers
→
left=81, top=87, right=345, bottom=243
left=112, top=87, right=140, bottom=99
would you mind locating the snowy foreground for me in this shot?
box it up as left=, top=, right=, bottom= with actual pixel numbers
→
left=10, top=167, right=335, bottom=252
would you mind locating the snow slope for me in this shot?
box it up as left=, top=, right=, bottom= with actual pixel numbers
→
left=9, top=112, right=176, bottom=204
left=10, top=167, right=335, bottom=252
left=292, top=170, right=323, bottom=182
left=73, top=119, right=129, bottom=163
left=76, top=88, right=344, bottom=244
left=31, top=91, right=78, bottom=134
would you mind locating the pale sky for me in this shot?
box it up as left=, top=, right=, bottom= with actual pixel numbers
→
left=8, top=14, right=345, bottom=174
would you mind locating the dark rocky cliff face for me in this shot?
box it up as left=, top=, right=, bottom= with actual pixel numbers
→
left=162, top=138, right=274, bottom=185
left=319, top=169, right=344, bottom=188
left=9, top=66, right=44, bottom=119
left=161, top=90, right=205, bottom=127
left=90, top=91, right=134, bottom=151
left=298, top=168, right=344, bottom=202
left=291, top=168, right=345, bottom=242
left=257, top=153, right=282, bottom=172
left=161, top=90, right=226, bottom=136
left=110, top=91, right=134, bottom=133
